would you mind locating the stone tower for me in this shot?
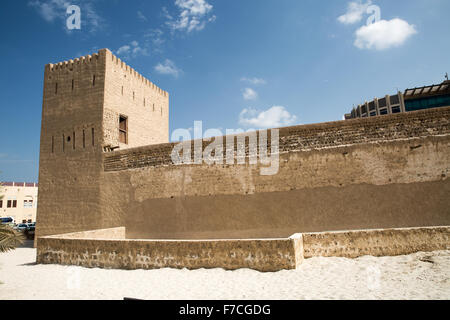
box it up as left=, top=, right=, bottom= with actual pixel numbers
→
left=36, top=49, right=169, bottom=242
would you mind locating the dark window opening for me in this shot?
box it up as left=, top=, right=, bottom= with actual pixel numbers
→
left=92, top=128, right=95, bottom=146
left=390, top=95, right=400, bottom=105
left=12, top=200, right=17, bottom=208
left=55, top=82, right=58, bottom=94
left=7, top=200, right=11, bottom=208
left=0, top=200, right=2, bottom=208
left=119, top=115, right=128, bottom=144
left=93, top=75, right=96, bottom=87
left=392, top=106, right=401, bottom=114
left=361, top=105, right=367, bottom=114
left=370, top=112, right=376, bottom=117
left=72, top=79, right=74, bottom=91
left=51, top=135, right=54, bottom=153
left=380, top=109, right=388, bottom=115
left=67, top=136, right=71, bottom=143
left=73, top=131, right=76, bottom=149
left=83, top=129, right=86, bottom=148
left=133, top=92, right=135, bottom=100
left=62, top=134, right=65, bottom=152
left=153, top=103, right=155, bottom=111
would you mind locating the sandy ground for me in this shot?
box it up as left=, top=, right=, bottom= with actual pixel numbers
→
left=1, top=244, right=449, bottom=300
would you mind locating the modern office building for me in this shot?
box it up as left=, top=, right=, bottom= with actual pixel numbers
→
left=0, top=182, right=38, bottom=224
left=345, top=79, right=450, bottom=119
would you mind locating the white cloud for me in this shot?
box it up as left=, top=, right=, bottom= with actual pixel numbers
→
left=28, top=0, right=103, bottom=33
left=354, top=18, right=417, bottom=50
left=240, top=77, right=267, bottom=86
left=116, top=41, right=149, bottom=59
left=116, top=45, right=131, bottom=55
left=338, top=1, right=372, bottom=25
left=154, top=59, right=182, bottom=78
left=242, top=88, right=258, bottom=101
left=144, top=29, right=165, bottom=53
left=137, top=11, right=147, bottom=22
left=166, top=0, right=215, bottom=33
left=239, top=106, right=298, bottom=129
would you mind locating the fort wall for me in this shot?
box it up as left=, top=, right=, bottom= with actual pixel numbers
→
left=102, top=107, right=450, bottom=239
left=36, top=226, right=449, bottom=272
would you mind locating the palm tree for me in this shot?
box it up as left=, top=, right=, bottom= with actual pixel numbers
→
left=0, top=181, right=25, bottom=252
left=0, top=224, right=25, bottom=253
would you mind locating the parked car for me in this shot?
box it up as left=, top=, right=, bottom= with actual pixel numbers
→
left=24, top=225, right=35, bottom=240
left=16, top=223, right=28, bottom=232
left=0, top=217, right=14, bottom=224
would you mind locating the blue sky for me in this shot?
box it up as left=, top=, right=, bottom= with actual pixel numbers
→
left=0, top=0, right=449, bottom=182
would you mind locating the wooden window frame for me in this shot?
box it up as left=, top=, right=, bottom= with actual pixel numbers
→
left=119, top=115, right=128, bottom=144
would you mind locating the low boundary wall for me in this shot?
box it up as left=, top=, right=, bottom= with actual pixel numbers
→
left=36, top=226, right=449, bottom=272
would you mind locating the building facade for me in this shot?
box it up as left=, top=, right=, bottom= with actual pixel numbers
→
left=345, top=80, right=450, bottom=119
left=0, top=182, right=38, bottom=224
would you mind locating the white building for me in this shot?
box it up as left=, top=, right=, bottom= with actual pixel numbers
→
left=0, top=182, right=38, bottom=224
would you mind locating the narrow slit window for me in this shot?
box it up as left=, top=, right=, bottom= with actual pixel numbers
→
left=62, top=134, right=65, bottom=152
left=73, top=131, right=76, bottom=149
left=133, top=92, right=135, bottom=100
left=121, top=86, right=124, bottom=95
left=119, top=115, right=128, bottom=144
left=143, top=98, right=145, bottom=107
left=93, top=75, right=96, bottom=86
left=82, top=129, right=86, bottom=148
left=51, top=135, right=54, bottom=153
left=153, top=103, right=155, bottom=111
left=72, top=79, right=74, bottom=91
left=55, top=82, right=58, bottom=94
left=92, top=128, right=95, bottom=146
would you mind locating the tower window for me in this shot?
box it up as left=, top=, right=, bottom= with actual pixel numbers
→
left=119, top=115, right=128, bottom=144
left=93, top=75, right=96, bottom=86
left=55, top=82, right=58, bottom=94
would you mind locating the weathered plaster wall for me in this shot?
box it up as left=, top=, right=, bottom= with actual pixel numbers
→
left=36, top=49, right=169, bottom=244
left=37, top=230, right=302, bottom=272
left=102, top=50, right=169, bottom=150
left=36, top=227, right=449, bottom=272
left=102, top=108, right=450, bottom=240
left=303, top=226, right=450, bottom=258
left=36, top=51, right=107, bottom=242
